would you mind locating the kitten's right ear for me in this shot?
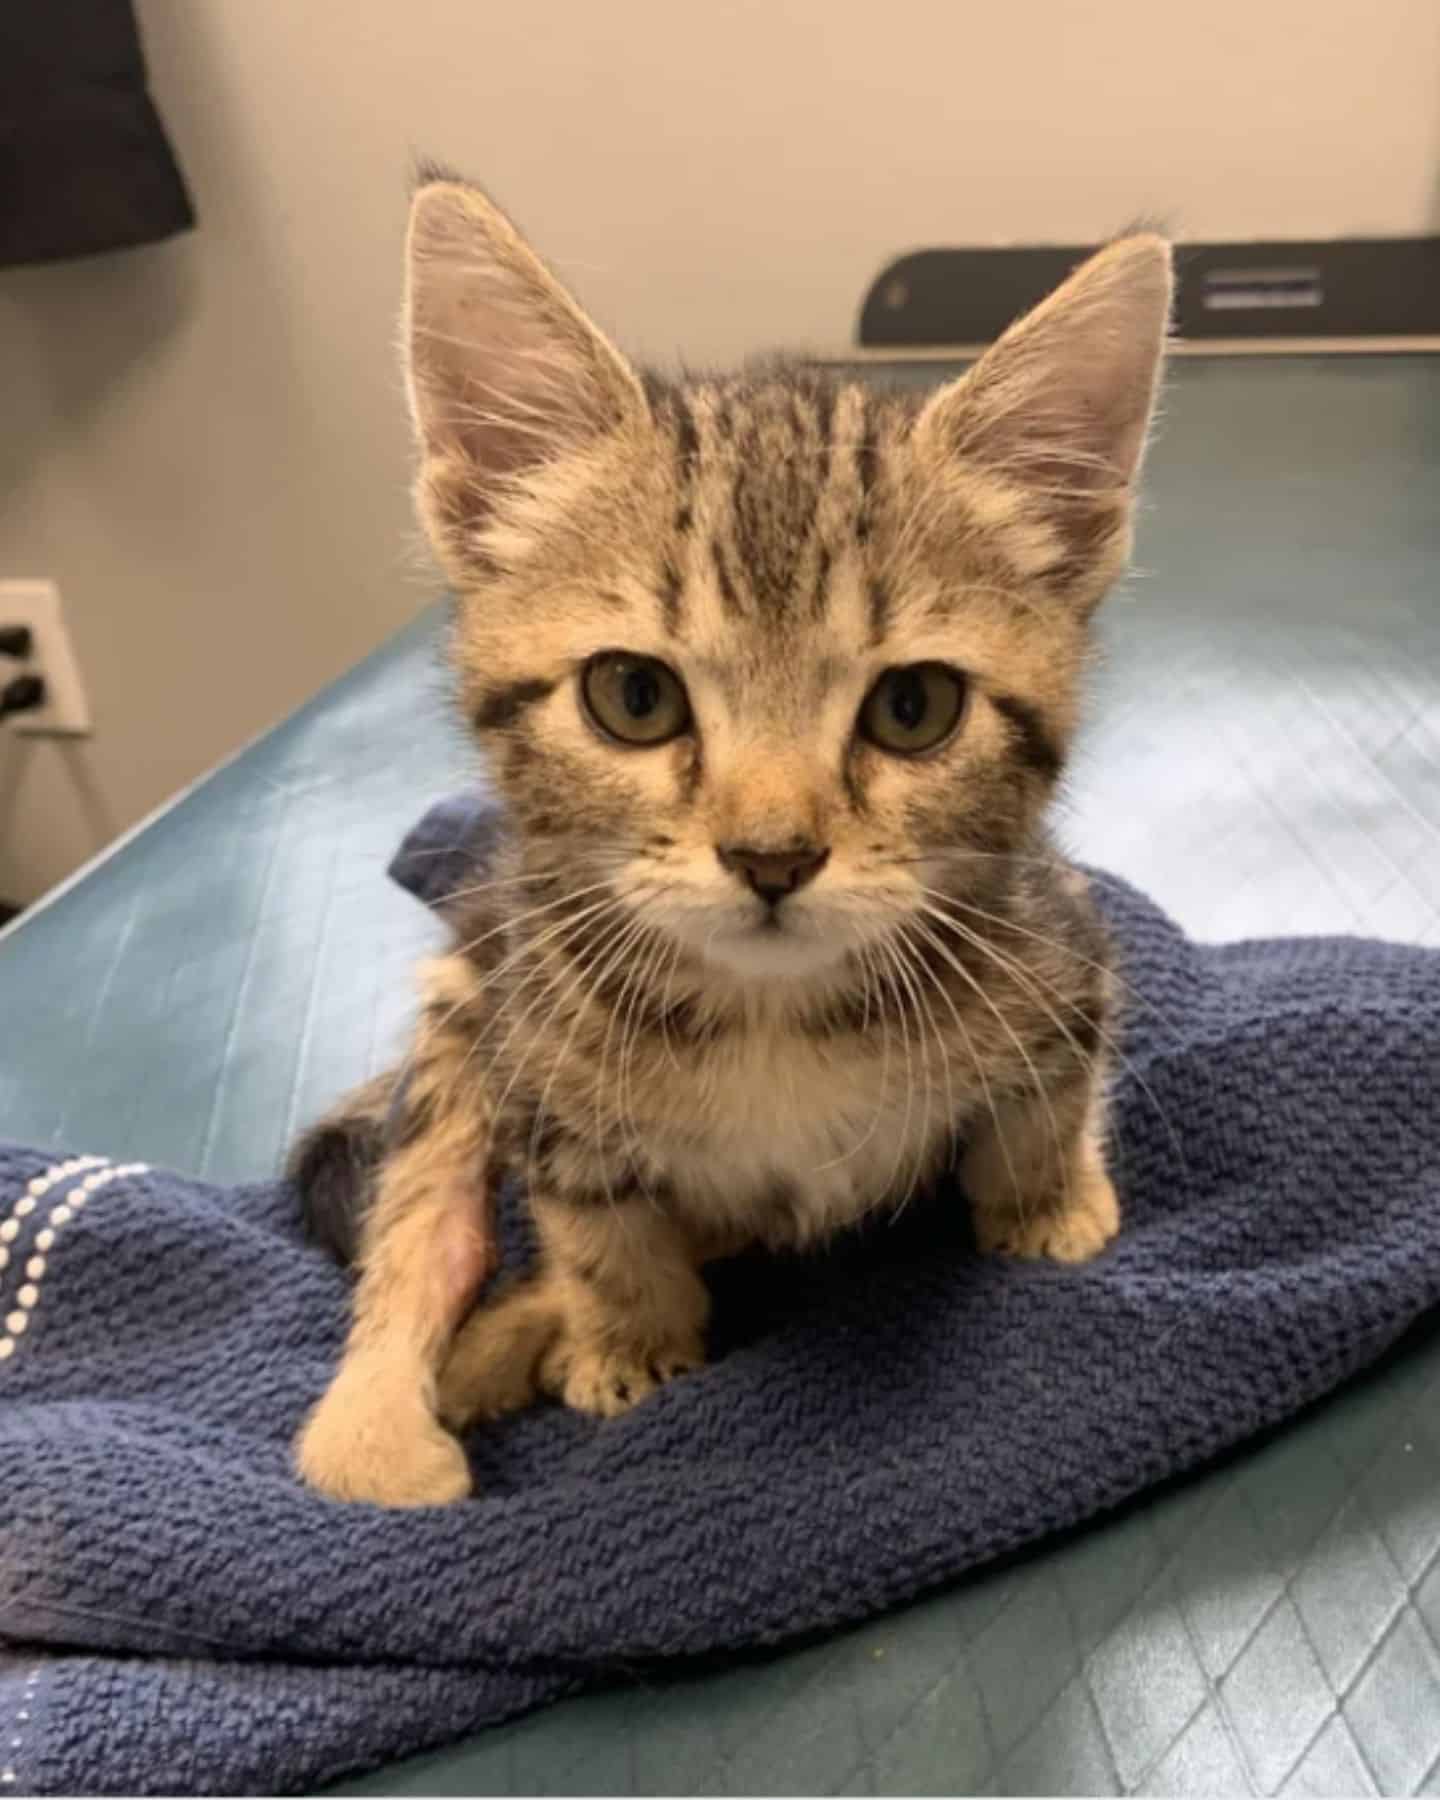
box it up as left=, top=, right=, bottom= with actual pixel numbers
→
left=404, top=177, right=646, bottom=578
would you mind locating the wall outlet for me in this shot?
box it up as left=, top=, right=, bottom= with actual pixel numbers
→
left=0, top=580, right=91, bottom=736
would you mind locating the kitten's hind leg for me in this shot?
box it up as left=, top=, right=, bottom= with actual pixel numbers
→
left=533, top=1190, right=709, bottom=1418
left=295, top=955, right=497, bottom=1507
left=436, top=1275, right=563, bottom=1430
left=964, top=1063, right=1119, bottom=1264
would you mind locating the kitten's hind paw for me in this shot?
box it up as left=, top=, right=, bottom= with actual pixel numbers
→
left=435, top=1277, right=562, bottom=1430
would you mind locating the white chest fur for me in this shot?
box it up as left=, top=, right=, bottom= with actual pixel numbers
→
left=655, top=1021, right=972, bottom=1249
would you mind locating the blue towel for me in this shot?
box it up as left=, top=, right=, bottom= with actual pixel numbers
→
left=3, top=795, right=1439, bottom=1795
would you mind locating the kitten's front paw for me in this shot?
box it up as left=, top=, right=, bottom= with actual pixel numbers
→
left=980, top=1171, right=1120, bottom=1264
left=543, top=1336, right=704, bottom=1418
left=296, top=1368, right=472, bottom=1507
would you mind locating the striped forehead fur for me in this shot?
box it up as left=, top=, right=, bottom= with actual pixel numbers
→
left=445, top=357, right=1095, bottom=802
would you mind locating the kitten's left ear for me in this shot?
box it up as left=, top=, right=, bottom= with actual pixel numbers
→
left=914, top=233, right=1173, bottom=608
left=404, top=174, right=647, bottom=579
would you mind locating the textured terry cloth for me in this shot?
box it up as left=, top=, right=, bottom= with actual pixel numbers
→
left=2, top=796, right=1440, bottom=1795
left=385, top=790, right=509, bottom=923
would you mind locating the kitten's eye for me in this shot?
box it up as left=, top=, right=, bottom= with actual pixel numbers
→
left=581, top=652, right=692, bottom=746
left=860, top=663, right=967, bottom=756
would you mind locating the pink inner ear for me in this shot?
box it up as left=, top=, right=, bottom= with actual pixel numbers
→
left=411, top=272, right=564, bottom=479
left=406, top=182, right=643, bottom=501
left=958, top=349, right=1157, bottom=495
left=929, top=236, right=1171, bottom=496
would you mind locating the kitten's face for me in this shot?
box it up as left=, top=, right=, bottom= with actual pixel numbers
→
left=449, top=376, right=1080, bottom=982
left=576, top=581, right=1003, bottom=982
left=404, top=179, right=1170, bottom=988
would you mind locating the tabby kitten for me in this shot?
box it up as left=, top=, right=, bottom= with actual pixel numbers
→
left=293, top=174, right=1171, bottom=1507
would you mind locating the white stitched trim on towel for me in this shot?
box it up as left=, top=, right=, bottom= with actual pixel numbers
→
left=0, top=1158, right=148, bottom=1364
left=0, top=1662, right=41, bottom=1787
left=0, top=1157, right=105, bottom=1268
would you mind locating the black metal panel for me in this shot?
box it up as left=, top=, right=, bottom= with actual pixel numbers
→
left=858, top=236, right=1440, bottom=347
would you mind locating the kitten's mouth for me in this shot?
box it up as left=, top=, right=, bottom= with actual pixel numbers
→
left=689, top=903, right=852, bottom=980
left=740, top=897, right=812, bottom=945
left=647, top=886, right=866, bottom=981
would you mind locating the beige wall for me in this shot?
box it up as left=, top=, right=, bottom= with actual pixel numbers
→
left=3, top=0, right=1438, bottom=903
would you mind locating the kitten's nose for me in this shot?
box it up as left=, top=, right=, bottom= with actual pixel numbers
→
left=717, top=843, right=830, bottom=907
